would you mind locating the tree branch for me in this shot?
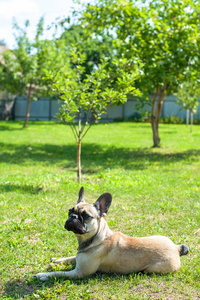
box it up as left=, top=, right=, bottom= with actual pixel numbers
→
left=151, top=86, right=159, bottom=117
left=81, top=110, right=89, bottom=135
left=156, top=85, right=167, bottom=130
left=69, top=123, right=78, bottom=142
left=81, top=119, right=95, bottom=141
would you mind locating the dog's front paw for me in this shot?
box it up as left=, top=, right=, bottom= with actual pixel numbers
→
left=49, top=262, right=57, bottom=267
left=50, top=257, right=57, bottom=262
left=34, top=272, right=49, bottom=281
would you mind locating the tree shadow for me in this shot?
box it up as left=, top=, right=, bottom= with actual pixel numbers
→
left=2, top=271, right=161, bottom=299
left=2, top=278, right=55, bottom=299
left=0, top=125, right=23, bottom=131
left=3, top=275, right=95, bottom=299
left=0, top=183, right=48, bottom=194
left=1, top=142, right=200, bottom=172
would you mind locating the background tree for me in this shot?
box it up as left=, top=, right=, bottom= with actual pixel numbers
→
left=47, top=49, right=141, bottom=182
left=0, top=18, right=63, bottom=128
left=176, top=80, right=200, bottom=132
left=59, top=22, right=115, bottom=81
left=81, top=0, right=200, bottom=146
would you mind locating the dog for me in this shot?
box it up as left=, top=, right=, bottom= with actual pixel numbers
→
left=35, top=187, right=189, bottom=281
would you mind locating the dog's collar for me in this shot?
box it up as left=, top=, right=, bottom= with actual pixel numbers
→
left=78, top=218, right=101, bottom=253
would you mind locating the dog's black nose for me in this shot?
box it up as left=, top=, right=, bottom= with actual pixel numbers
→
left=64, top=214, right=78, bottom=230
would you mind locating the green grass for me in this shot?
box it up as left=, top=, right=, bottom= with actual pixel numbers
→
left=0, top=121, right=200, bottom=299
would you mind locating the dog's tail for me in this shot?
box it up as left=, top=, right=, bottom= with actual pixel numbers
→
left=178, top=244, right=189, bottom=256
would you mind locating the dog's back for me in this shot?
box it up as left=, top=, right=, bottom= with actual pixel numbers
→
left=98, top=231, right=188, bottom=274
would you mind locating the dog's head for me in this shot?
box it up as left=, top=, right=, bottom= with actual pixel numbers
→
left=64, top=187, right=112, bottom=237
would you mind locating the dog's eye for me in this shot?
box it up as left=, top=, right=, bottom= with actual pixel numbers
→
left=83, top=214, right=92, bottom=220
left=68, top=209, right=73, bottom=216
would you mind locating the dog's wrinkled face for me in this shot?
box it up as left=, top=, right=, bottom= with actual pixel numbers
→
left=64, top=203, right=99, bottom=235
left=64, top=187, right=112, bottom=237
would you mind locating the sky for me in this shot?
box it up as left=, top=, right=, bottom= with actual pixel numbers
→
left=0, top=0, right=88, bottom=49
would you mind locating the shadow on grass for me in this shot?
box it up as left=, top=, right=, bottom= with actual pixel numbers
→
left=2, top=278, right=55, bottom=299
left=1, top=142, right=200, bottom=172
left=0, top=125, right=23, bottom=131
left=3, top=276, right=92, bottom=299
left=0, top=183, right=47, bottom=194
left=2, top=272, right=158, bottom=299
left=0, top=121, right=57, bottom=130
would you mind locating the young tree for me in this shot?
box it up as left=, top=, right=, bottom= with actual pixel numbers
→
left=47, top=50, right=141, bottom=182
left=176, top=81, right=200, bottom=132
left=81, top=0, right=200, bottom=146
left=0, top=18, right=57, bottom=128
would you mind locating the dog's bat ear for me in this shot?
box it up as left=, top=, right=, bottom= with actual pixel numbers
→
left=77, top=187, right=85, bottom=204
left=94, top=193, right=112, bottom=217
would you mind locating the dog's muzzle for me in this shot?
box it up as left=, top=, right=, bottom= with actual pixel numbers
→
left=64, top=215, right=87, bottom=234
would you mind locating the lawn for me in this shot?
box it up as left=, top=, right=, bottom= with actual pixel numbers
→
left=0, top=121, right=199, bottom=299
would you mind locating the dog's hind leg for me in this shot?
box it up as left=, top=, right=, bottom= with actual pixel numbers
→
left=49, top=256, right=76, bottom=267
left=143, top=258, right=180, bottom=274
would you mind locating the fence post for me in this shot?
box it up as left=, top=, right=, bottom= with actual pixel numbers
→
left=49, top=98, right=52, bottom=121
left=191, top=112, right=193, bottom=133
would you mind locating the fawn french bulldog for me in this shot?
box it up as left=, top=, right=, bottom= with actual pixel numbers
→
left=35, top=187, right=189, bottom=281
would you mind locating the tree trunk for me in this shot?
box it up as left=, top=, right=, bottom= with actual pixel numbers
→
left=190, top=112, right=193, bottom=133
left=77, top=137, right=81, bottom=183
left=186, top=109, right=189, bottom=126
left=77, top=111, right=82, bottom=183
left=91, top=109, right=98, bottom=123
left=151, top=115, right=161, bottom=147
left=151, top=87, right=166, bottom=147
left=23, top=86, right=32, bottom=128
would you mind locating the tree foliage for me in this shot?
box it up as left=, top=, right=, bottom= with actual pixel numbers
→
left=176, top=81, right=200, bottom=114
left=46, top=49, right=141, bottom=181
left=60, top=23, right=114, bottom=78
left=80, top=0, right=200, bottom=146
left=0, top=18, right=64, bottom=127
left=176, top=80, right=200, bottom=132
